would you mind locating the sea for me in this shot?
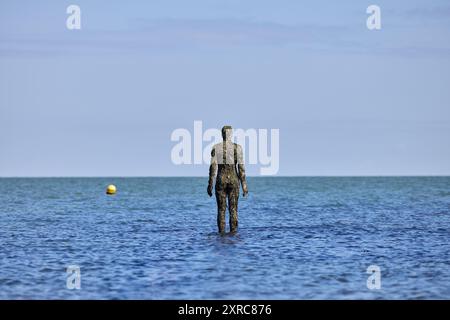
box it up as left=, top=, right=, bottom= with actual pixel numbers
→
left=0, top=177, right=449, bottom=299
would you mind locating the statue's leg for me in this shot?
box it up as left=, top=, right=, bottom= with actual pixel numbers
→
left=215, top=187, right=227, bottom=234
left=228, top=185, right=239, bottom=233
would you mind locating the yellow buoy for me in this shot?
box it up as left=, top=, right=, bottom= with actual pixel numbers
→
left=106, top=184, right=116, bottom=195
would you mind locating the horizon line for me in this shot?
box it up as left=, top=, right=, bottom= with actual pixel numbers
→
left=0, top=175, right=449, bottom=178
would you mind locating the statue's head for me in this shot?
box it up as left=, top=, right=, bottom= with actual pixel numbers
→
left=221, top=125, right=233, bottom=141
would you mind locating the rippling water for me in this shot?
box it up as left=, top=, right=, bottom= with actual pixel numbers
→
left=0, top=177, right=449, bottom=299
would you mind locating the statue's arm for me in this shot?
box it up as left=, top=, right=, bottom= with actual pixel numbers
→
left=207, top=148, right=217, bottom=196
left=236, top=145, right=248, bottom=196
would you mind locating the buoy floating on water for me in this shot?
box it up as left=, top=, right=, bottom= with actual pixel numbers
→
left=106, top=184, right=116, bottom=195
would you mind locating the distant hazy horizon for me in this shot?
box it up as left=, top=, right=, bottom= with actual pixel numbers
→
left=1, top=175, right=449, bottom=178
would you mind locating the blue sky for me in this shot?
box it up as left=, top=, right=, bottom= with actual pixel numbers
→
left=1, top=0, right=450, bottom=176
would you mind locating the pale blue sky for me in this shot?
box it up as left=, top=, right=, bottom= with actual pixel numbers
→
left=1, top=0, right=450, bottom=176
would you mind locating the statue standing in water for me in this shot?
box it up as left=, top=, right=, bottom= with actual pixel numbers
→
left=207, top=126, right=248, bottom=233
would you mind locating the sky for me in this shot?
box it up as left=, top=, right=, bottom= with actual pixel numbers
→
left=1, top=0, right=450, bottom=176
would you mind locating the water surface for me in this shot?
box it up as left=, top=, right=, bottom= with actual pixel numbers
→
left=0, top=177, right=449, bottom=299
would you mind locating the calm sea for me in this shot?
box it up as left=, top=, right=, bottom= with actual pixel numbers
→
left=0, top=177, right=449, bottom=299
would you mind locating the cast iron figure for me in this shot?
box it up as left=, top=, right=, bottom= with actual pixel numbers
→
left=207, top=126, right=248, bottom=233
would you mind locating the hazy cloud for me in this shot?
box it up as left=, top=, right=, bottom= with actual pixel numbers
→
left=1, top=17, right=450, bottom=58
